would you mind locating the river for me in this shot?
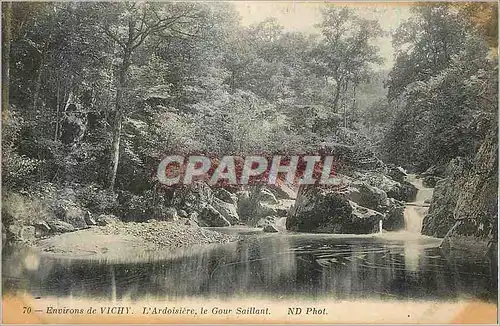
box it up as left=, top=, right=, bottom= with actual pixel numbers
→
left=2, top=176, right=496, bottom=302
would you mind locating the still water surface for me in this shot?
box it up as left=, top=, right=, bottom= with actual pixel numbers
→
left=3, top=231, right=495, bottom=301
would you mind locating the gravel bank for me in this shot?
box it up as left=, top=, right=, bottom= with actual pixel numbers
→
left=36, top=220, right=237, bottom=261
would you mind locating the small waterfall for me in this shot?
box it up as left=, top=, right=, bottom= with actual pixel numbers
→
left=403, top=174, right=433, bottom=234
left=275, top=217, right=287, bottom=231
left=379, top=220, right=383, bottom=234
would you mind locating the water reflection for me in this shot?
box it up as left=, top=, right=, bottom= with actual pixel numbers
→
left=2, top=234, right=495, bottom=301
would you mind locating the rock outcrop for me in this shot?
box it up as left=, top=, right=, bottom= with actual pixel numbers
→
left=287, top=185, right=383, bottom=234
left=263, top=224, right=279, bottom=233
left=285, top=138, right=419, bottom=235
left=170, top=182, right=239, bottom=227
left=266, top=183, right=296, bottom=200
left=97, top=214, right=119, bottom=226
left=353, top=172, right=417, bottom=202
left=212, top=198, right=239, bottom=224
left=422, top=176, right=441, bottom=188
left=348, top=181, right=387, bottom=212
left=386, top=164, right=407, bottom=183
left=47, top=220, right=76, bottom=233
left=422, top=126, right=498, bottom=239
left=54, top=203, right=89, bottom=230
left=199, top=205, right=231, bottom=227
left=383, top=199, right=405, bottom=231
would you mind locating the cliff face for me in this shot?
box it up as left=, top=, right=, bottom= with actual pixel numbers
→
left=422, top=126, right=498, bottom=239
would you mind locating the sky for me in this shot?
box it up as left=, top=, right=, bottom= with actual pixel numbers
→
left=233, top=2, right=412, bottom=70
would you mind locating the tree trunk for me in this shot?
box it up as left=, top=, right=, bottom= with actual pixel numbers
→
left=32, top=48, right=46, bottom=118
left=332, top=77, right=342, bottom=113
left=2, top=2, right=12, bottom=121
left=108, top=111, right=123, bottom=191
left=108, top=50, right=131, bottom=190
left=341, top=81, right=349, bottom=128
left=54, top=80, right=61, bottom=141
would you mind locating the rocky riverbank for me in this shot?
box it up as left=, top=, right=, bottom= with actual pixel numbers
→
left=287, top=142, right=417, bottom=234
left=2, top=179, right=296, bottom=258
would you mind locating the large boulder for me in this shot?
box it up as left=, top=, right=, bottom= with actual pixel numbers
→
left=421, top=165, right=445, bottom=178
left=287, top=186, right=383, bottom=234
left=353, top=172, right=417, bottom=202
left=171, top=182, right=214, bottom=213
left=96, top=214, right=119, bottom=226
left=422, top=176, right=440, bottom=188
left=198, top=205, right=231, bottom=227
left=259, top=188, right=279, bottom=204
left=263, top=224, right=279, bottom=233
left=386, top=180, right=418, bottom=202
left=54, top=204, right=88, bottom=230
left=386, top=164, right=407, bottom=183
left=212, top=198, right=239, bottom=224
left=421, top=158, right=471, bottom=237
left=348, top=181, right=387, bottom=212
left=383, top=198, right=405, bottom=231
left=213, top=188, right=238, bottom=206
left=34, top=221, right=51, bottom=238
left=47, top=220, right=76, bottom=233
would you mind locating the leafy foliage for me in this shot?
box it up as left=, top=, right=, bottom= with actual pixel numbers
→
left=382, top=3, right=497, bottom=171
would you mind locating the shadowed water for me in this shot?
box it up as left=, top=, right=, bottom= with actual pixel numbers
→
left=2, top=232, right=495, bottom=301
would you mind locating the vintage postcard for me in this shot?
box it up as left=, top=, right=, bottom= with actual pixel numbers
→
left=1, top=1, right=498, bottom=324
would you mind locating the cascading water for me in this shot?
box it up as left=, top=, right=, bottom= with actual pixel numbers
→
left=403, top=174, right=433, bottom=234
left=275, top=217, right=287, bottom=231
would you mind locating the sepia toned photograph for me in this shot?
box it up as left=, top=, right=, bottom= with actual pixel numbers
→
left=1, top=1, right=498, bottom=324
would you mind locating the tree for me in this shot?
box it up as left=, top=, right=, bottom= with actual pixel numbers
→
left=383, top=3, right=497, bottom=170
left=86, top=2, right=208, bottom=190
left=311, top=6, right=383, bottom=127
left=387, top=4, right=470, bottom=100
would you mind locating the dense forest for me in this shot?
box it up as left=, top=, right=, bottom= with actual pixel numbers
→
left=1, top=2, right=497, bottom=242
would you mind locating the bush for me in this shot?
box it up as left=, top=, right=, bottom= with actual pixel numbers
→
left=2, top=192, right=52, bottom=228
left=75, top=184, right=119, bottom=215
